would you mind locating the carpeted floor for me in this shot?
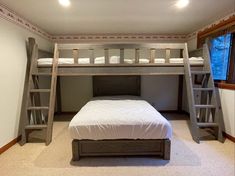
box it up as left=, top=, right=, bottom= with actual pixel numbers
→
left=0, top=113, right=234, bottom=176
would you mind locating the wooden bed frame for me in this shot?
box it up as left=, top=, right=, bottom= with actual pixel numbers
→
left=71, top=75, right=171, bottom=161
left=72, top=139, right=171, bottom=161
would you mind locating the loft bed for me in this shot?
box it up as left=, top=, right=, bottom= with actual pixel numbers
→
left=20, top=38, right=224, bottom=161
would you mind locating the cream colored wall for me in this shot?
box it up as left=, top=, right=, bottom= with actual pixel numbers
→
left=0, top=18, right=53, bottom=148
left=219, top=89, right=235, bottom=137
left=186, top=36, right=235, bottom=137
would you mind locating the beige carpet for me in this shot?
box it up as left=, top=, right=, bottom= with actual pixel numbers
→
left=0, top=113, right=234, bottom=176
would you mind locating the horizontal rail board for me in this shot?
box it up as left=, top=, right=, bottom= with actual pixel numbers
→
left=38, top=66, right=204, bottom=76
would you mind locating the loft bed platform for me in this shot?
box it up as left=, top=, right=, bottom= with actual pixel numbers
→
left=35, top=43, right=205, bottom=76
left=37, top=64, right=204, bottom=76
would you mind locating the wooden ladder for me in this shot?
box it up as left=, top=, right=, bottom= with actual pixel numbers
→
left=184, top=43, right=225, bottom=143
left=20, top=39, right=58, bottom=145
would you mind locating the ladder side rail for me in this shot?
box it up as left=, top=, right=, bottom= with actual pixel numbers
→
left=46, top=43, right=59, bottom=145
left=203, top=43, right=225, bottom=142
left=183, top=43, right=200, bottom=143
left=20, top=42, right=39, bottom=145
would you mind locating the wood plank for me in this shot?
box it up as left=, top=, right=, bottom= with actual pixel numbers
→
left=73, top=49, right=78, bottom=64
left=90, top=49, right=94, bottom=64
left=165, top=49, right=170, bottom=63
left=120, top=48, right=124, bottom=64
left=104, top=48, right=109, bottom=64
left=150, top=49, right=156, bottom=63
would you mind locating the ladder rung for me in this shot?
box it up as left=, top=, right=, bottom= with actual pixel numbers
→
left=193, top=88, right=214, bottom=91
left=191, top=71, right=210, bottom=75
left=197, top=122, right=218, bottom=128
left=27, top=106, right=49, bottom=110
left=32, top=73, right=51, bottom=76
left=25, top=124, right=47, bottom=130
left=30, top=89, right=51, bottom=93
left=194, top=105, right=216, bottom=108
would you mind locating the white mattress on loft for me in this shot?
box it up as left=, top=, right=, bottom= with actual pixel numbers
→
left=37, top=58, right=74, bottom=65
left=37, top=57, right=204, bottom=65
left=169, top=57, right=204, bottom=64
left=69, top=98, right=172, bottom=140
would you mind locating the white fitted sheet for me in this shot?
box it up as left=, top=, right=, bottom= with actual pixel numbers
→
left=37, top=57, right=203, bottom=65
left=37, top=58, right=74, bottom=65
left=69, top=99, right=172, bottom=140
left=169, top=57, right=204, bottom=64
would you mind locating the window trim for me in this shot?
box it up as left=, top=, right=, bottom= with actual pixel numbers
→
left=197, top=15, right=235, bottom=86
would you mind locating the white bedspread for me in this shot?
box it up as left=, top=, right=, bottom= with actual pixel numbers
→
left=69, top=99, right=172, bottom=140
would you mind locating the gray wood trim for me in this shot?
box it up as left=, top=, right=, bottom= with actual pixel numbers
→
left=120, top=48, right=124, bottom=64
left=89, top=49, right=94, bottom=64
left=72, top=139, right=171, bottom=161
left=73, top=49, right=78, bottom=64
left=38, top=65, right=203, bottom=76
left=150, top=49, right=156, bottom=63
left=177, top=75, right=183, bottom=111
left=56, top=76, right=62, bottom=114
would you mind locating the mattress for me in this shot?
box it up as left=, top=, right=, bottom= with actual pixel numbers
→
left=37, top=57, right=204, bottom=65
left=37, top=58, right=74, bottom=65
left=69, top=98, right=172, bottom=140
left=169, top=57, right=204, bottom=64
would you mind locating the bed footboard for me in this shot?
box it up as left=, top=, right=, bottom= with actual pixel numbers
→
left=72, top=139, right=171, bottom=161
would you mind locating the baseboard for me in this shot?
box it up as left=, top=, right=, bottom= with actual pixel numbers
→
left=0, top=136, right=21, bottom=155
left=223, top=132, right=235, bottom=143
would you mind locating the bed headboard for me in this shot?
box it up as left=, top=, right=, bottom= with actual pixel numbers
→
left=93, top=76, right=141, bottom=97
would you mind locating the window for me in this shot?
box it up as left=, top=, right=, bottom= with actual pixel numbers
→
left=210, top=34, right=232, bottom=80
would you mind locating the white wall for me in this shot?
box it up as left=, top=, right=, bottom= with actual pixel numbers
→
left=219, top=89, right=235, bottom=137
left=0, top=18, right=53, bottom=148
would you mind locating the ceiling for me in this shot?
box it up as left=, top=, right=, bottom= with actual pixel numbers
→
left=0, top=0, right=234, bottom=35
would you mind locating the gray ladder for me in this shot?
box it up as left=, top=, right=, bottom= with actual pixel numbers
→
left=20, top=38, right=58, bottom=146
left=184, top=43, right=225, bottom=143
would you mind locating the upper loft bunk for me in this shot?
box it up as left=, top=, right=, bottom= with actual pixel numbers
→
left=35, top=42, right=207, bottom=76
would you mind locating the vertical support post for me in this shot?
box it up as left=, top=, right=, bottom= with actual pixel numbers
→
left=135, top=48, right=140, bottom=64
left=105, top=49, right=109, bottom=64
left=177, top=75, right=183, bottom=112
left=166, top=49, right=170, bottom=63
left=73, top=49, right=78, bottom=64
left=56, top=76, right=62, bottom=114
left=150, top=48, right=156, bottom=63
left=90, top=49, right=94, bottom=64
left=46, top=44, right=59, bottom=145
left=120, top=48, right=124, bottom=64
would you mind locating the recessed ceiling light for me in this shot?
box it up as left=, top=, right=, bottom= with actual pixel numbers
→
left=59, top=0, right=71, bottom=7
left=176, top=0, right=189, bottom=9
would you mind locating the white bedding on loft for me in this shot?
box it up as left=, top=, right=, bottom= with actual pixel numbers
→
left=37, top=56, right=204, bottom=65
left=169, top=57, right=204, bottom=64
left=37, top=58, right=74, bottom=65
left=69, top=98, right=172, bottom=140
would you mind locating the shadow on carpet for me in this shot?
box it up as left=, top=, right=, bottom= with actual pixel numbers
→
left=34, top=128, right=201, bottom=168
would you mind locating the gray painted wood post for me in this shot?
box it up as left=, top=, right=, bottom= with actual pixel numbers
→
left=46, top=44, right=59, bottom=145
left=183, top=43, right=200, bottom=143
